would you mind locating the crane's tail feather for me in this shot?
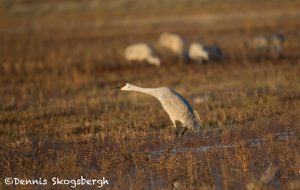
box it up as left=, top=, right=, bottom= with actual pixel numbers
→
left=193, top=110, right=202, bottom=131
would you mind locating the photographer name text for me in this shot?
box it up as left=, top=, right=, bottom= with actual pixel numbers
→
left=4, top=176, right=109, bottom=188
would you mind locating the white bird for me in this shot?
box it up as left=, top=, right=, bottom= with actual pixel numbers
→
left=158, top=32, right=188, bottom=62
left=189, top=42, right=209, bottom=63
left=189, top=42, right=223, bottom=63
left=115, top=83, right=201, bottom=136
left=124, top=43, right=161, bottom=66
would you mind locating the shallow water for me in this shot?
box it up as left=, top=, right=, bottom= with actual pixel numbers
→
left=151, top=132, right=294, bottom=156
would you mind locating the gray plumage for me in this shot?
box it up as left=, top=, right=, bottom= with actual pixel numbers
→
left=244, top=33, right=285, bottom=56
left=115, top=83, right=201, bottom=134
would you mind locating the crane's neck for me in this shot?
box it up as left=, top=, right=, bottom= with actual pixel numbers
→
left=123, top=84, right=160, bottom=99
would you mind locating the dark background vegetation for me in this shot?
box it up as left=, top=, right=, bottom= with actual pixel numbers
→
left=0, top=0, right=300, bottom=189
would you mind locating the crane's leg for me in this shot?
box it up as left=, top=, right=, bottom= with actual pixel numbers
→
left=175, top=120, right=188, bottom=138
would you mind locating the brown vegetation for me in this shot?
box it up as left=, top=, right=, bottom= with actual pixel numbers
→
left=0, top=0, right=300, bottom=189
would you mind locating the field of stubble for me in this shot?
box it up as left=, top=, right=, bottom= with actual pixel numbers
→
left=1, top=0, right=300, bottom=189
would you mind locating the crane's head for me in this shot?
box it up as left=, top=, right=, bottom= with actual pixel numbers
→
left=113, top=83, right=131, bottom=90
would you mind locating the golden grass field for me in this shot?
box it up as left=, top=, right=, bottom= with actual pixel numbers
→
left=1, top=0, right=300, bottom=189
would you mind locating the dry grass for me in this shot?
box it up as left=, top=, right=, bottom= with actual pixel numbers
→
left=0, top=0, right=300, bottom=189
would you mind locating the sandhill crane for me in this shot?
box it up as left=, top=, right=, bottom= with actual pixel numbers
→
left=158, top=32, right=189, bottom=62
left=189, top=43, right=209, bottom=63
left=114, top=83, right=201, bottom=136
left=244, top=33, right=285, bottom=58
left=124, top=43, right=161, bottom=66
left=189, top=42, right=223, bottom=63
